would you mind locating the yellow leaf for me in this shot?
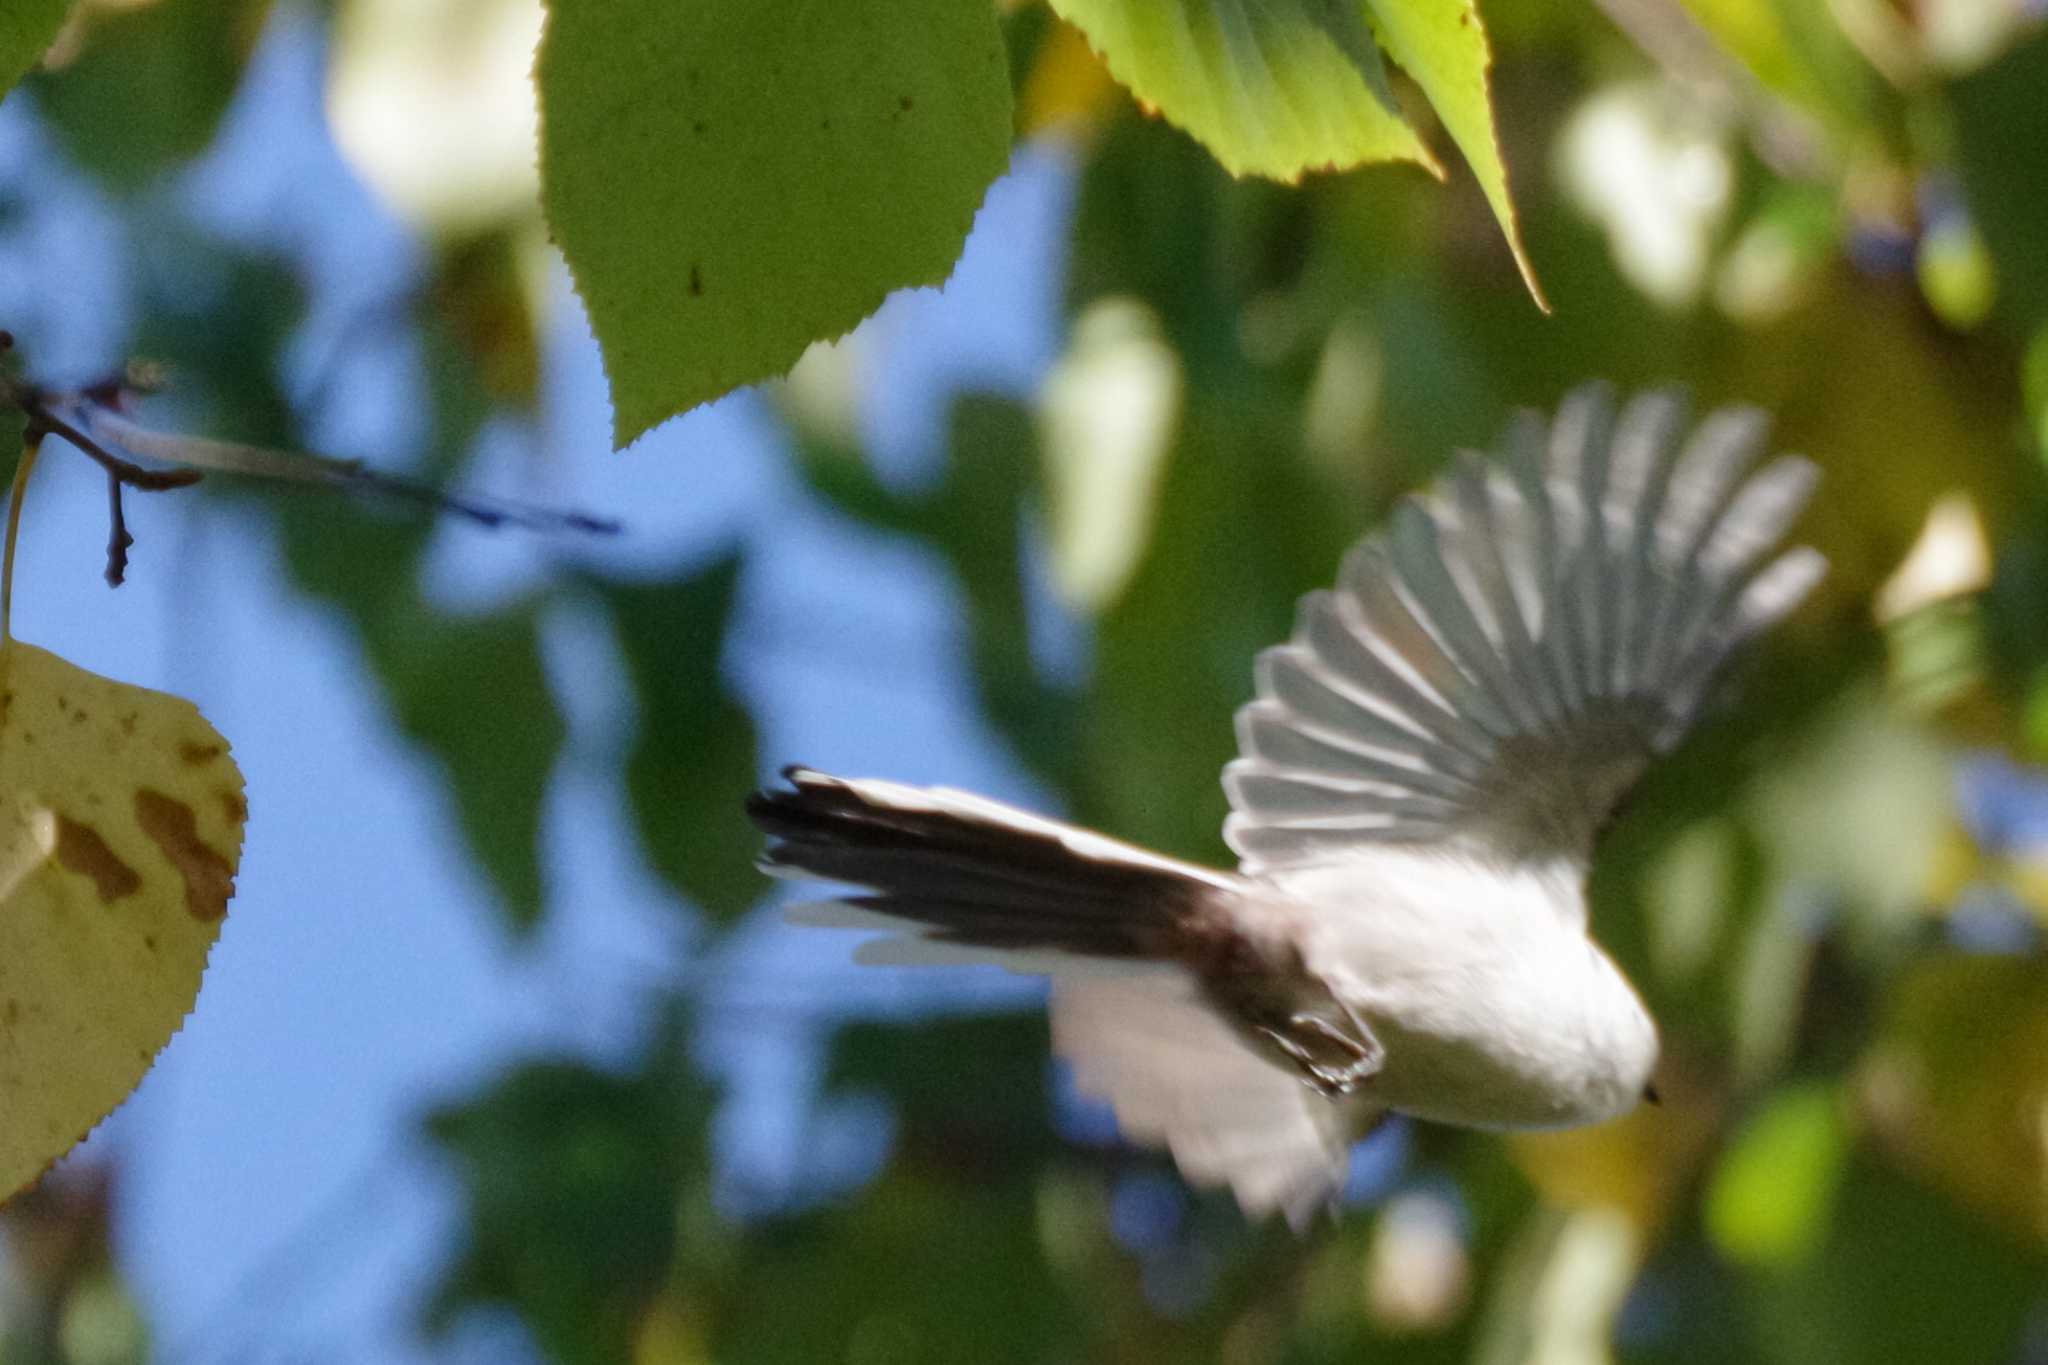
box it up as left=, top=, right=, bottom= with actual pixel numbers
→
left=0, top=639, right=245, bottom=1201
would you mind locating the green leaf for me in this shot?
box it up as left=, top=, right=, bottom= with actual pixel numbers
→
left=424, top=1037, right=710, bottom=1365
left=1046, top=0, right=1428, bottom=181
left=588, top=552, right=762, bottom=923
left=0, top=0, right=66, bottom=106
left=29, top=0, right=272, bottom=190
left=372, top=606, right=564, bottom=933
left=1363, top=0, right=1544, bottom=307
left=1680, top=0, right=1877, bottom=138
left=701, top=1014, right=1078, bottom=1363
left=1704, top=1082, right=1850, bottom=1268
left=1749, top=1151, right=2044, bottom=1365
left=1952, top=27, right=2048, bottom=330
left=537, top=0, right=1014, bottom=447
left=1046, top=0, right=1542, bottom=304
left=826, top=1013, right=1059, bottom=1163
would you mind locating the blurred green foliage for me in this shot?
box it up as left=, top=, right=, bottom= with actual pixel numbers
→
left=586, top=550, right=763, bottom=922
left=6, top=3, right=2048, bottom=1364
left=29, top=0, right=273, bottom=191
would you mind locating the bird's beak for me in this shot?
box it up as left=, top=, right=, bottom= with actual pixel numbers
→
left=1642, top=1082, right=1663, bottom=1105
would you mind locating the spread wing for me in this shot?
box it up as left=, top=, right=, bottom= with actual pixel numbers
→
left=1223, top=384, right=1825, bottom=879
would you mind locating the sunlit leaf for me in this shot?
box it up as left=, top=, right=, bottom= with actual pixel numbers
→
left=0, top=0, right=66, bottom=105
left=0, top=641, right=245, bottom=1201
left=1047, top=0, right=1542, bottom=304
left=537, top=0, right=1014, bottom=447
left=1363, top=0, right=1543, bottom=306
left=1704, top=1082, right=1850, bottom=1267
left=1044, top=0, right=1425, bottom=181
left=1680, top=0, right=1876, bottom=137
left=1916, top=215, right=1997, bottom=330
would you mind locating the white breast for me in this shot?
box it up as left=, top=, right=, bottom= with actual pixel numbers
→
left=1266, top=849, right=1659, bottom=1129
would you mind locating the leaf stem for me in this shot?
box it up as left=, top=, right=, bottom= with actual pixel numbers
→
left=4, top=434, right=43, bottom=644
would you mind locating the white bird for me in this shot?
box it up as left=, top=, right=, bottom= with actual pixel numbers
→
left=748, top=385, right=1825, bottom=1227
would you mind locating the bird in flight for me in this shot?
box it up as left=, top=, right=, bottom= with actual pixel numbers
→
left=749, top=385, right=1824, bottom=1227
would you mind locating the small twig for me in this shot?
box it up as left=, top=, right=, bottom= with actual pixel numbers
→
left=1, top=326, right=619, bottom=592
left=19, top=399, right=202, bottom=587
left=28, top=399, right=204, bottom=493
left=2, top=333, right=207, bottom=587
left=104, top=468, right=132, bottom=587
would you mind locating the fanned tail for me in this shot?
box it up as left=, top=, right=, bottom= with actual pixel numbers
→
left=747, top=767, right=1243, bottom=963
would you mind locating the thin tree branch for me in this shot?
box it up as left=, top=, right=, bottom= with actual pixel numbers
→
left=28, top=398, right=204, bottom=493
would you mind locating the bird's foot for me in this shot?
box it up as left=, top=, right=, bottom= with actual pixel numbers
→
left=1262, top=1012, right=1383, bottom=1097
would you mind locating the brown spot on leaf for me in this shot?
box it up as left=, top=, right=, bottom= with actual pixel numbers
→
left=179, top=741, right=224, bottom=767
left=55, top=816, right=141, bottom=903
left=220, top=789, right=247, bottom=826
left=133, top=788, right=235, bottom=921
left=899, top=94, right=914, bottom=112
left=689, top=264, right=704, bottom=297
